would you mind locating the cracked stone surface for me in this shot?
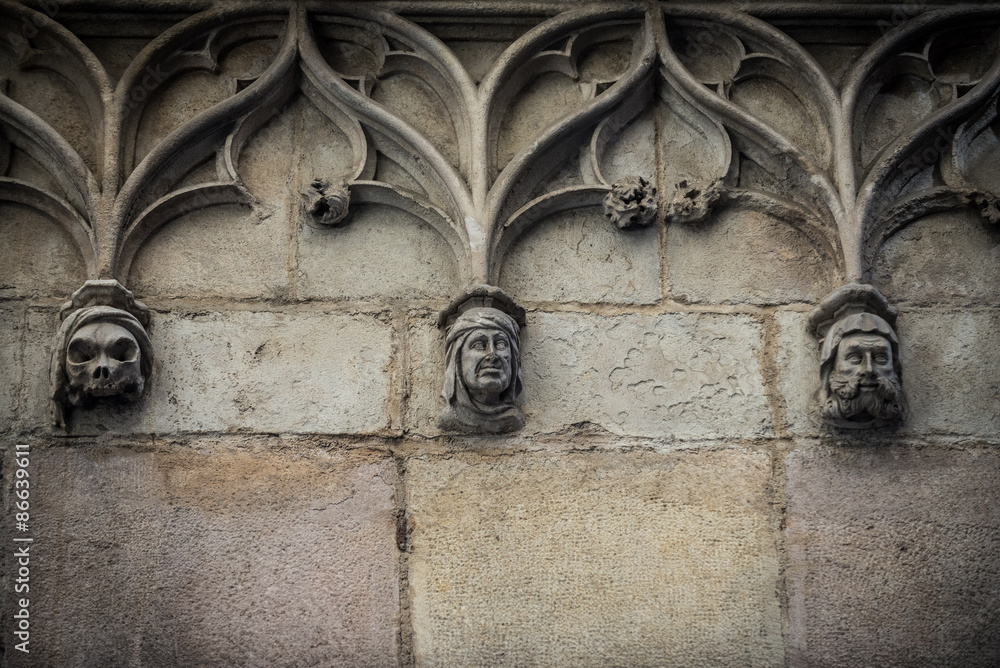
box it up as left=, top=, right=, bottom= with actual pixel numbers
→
left=500, top=207, right=661, bottom=305
left=667, top=208, right=834, bottom=305
left=521, top=311, right=772, bottom=439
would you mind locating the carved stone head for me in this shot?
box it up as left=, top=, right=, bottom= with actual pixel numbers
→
left=51, top=301, right=153, bottom=428
left=65, top=319, right=145, bottom=404
left=438, top=290, right=525, bottom=434
left=810, top=284, right=904, bottom=429
left=819, top=312, right=903, bottom=428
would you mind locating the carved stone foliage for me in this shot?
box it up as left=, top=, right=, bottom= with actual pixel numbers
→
left=437, top=285, right=526, bottom=434
left=1, top=2, right=998, bottom=427
left=657, top=7, right=1000, bottom=285
left=809, top=284, right=904, bottom=429
left=603, top=176, right=657, bottom=229
left=1, top=2, right=996, bottom=286
left=49, top=280, right=153, bottom=428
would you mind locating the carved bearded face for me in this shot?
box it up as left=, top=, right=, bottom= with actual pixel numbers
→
left=824, top=332, right=902, bottom=424
left=459, top=327, right=513, bottom=405
left=65, top=321, right=144, bottom=405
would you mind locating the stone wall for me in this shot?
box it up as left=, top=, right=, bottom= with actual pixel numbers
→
left=2, top=2, right=999, bottom=666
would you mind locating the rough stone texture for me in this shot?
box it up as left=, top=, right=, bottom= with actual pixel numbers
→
left=599, top=109, right=656, bottom=185
left=407, top=449, right=784, bottom=668
left=521, top=311, right=772, bottom=439
left=0, top=304, right=24, bottom=432
left=404, top=311, right=447, bottom=437
left=3, top=66, right=97, bottom=172
left=134, top=39, right=279, bottom=163
left=773, top=309, right=822, bottom=437
left=786, top=446, right=1000, bottom=668
left=372, top=74, right=461, bottom=168
left=405, top=310, right=772, bottom=439
left=499, top=206, right=661, bottom=304
left=895, top=309, right=1000, bottom=438
left=22, top=308, right=395, bottom=435
left=298, top=95, right=361, bottom=187
left=128, top=204, right=291, bottom=299
left=129, top=109, right=295, bottom=299
left=667, top=208, right=834, bottom=305
left=498, top=72, right=585, bottom=170
left=298, top=203, right=460, bottom=300
left=773, top=306, right=1000, bottom=439
left=873, top=210, right=1000, bottom=305
left=2, top=444, right=400, bottom=667
left=0, top=203, right=87, bottom=299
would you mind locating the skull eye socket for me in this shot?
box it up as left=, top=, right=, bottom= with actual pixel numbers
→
left=109, top=337, right=139, bottom=363
left=67, top=339, right=95, bottom=364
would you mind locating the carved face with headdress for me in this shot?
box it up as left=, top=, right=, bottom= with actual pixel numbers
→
left=819, top=312, right=903, bottom=427
left=440, top=307, right=523, bottom=433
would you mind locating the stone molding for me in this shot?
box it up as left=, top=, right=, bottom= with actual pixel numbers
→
left=1, top=1, right=997, bottom=428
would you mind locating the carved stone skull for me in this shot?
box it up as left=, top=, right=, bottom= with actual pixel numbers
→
left=65, top=321, right=145, bottom=406
left=51, top=301, right=154, bottom=427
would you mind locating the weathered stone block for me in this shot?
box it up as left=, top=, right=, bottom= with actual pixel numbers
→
left=403, top=312, right=444, bottom=437
left=298, top=203, right=459, bottom=300
left=522, top=311, right=772, bottom=439
left=896, top=309, right=1000, bottom=438
left=774, top=309, right=822, bottom=437
left=0, top=304, right=24, bottom=432
left=786, top=446, right=1000, bottom=667
left=667, top=208, right=834, bottom=305
left=3, top=444, right=400, bottom=667
left=0, top=203, right=87, bottom=299
left=407, top=449, right=784, bottom=667
left=6, top=67, right=96, bottom=171
left=773, top=307, right=1000, bottom=439
left=599, top=108, right=657, bottom=185
left=775, top=309, right=1000, bottom=438
left=128, top=110, right=295, bottom=299
left=405, top=310, right=772, bottom=439
left=128, top=204, right=292, bottom=299
left=499, top=207, right=661, bottom=304
left=873, top=209, right=1000, bottom=306
left=23, top=308, right=395, bottom=435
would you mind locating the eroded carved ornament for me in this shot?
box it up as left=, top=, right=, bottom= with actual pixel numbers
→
left=303, top=179, right=351, bottom=226
left=603, top=176, right=657, bottom=229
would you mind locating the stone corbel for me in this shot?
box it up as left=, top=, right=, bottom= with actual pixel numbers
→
left=50, top=280, right=154, bottom=429
left=808, top=284, right=904, bottom=430
left=436, top=285, right=526, bottom=434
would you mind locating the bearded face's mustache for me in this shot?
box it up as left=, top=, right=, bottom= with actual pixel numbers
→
left=823, top=372, right=903, bottom=422
left=828, top=373, right=899, bottom=401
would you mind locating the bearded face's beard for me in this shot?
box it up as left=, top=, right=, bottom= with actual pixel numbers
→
left=822, top=372, right=903, bottom=423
